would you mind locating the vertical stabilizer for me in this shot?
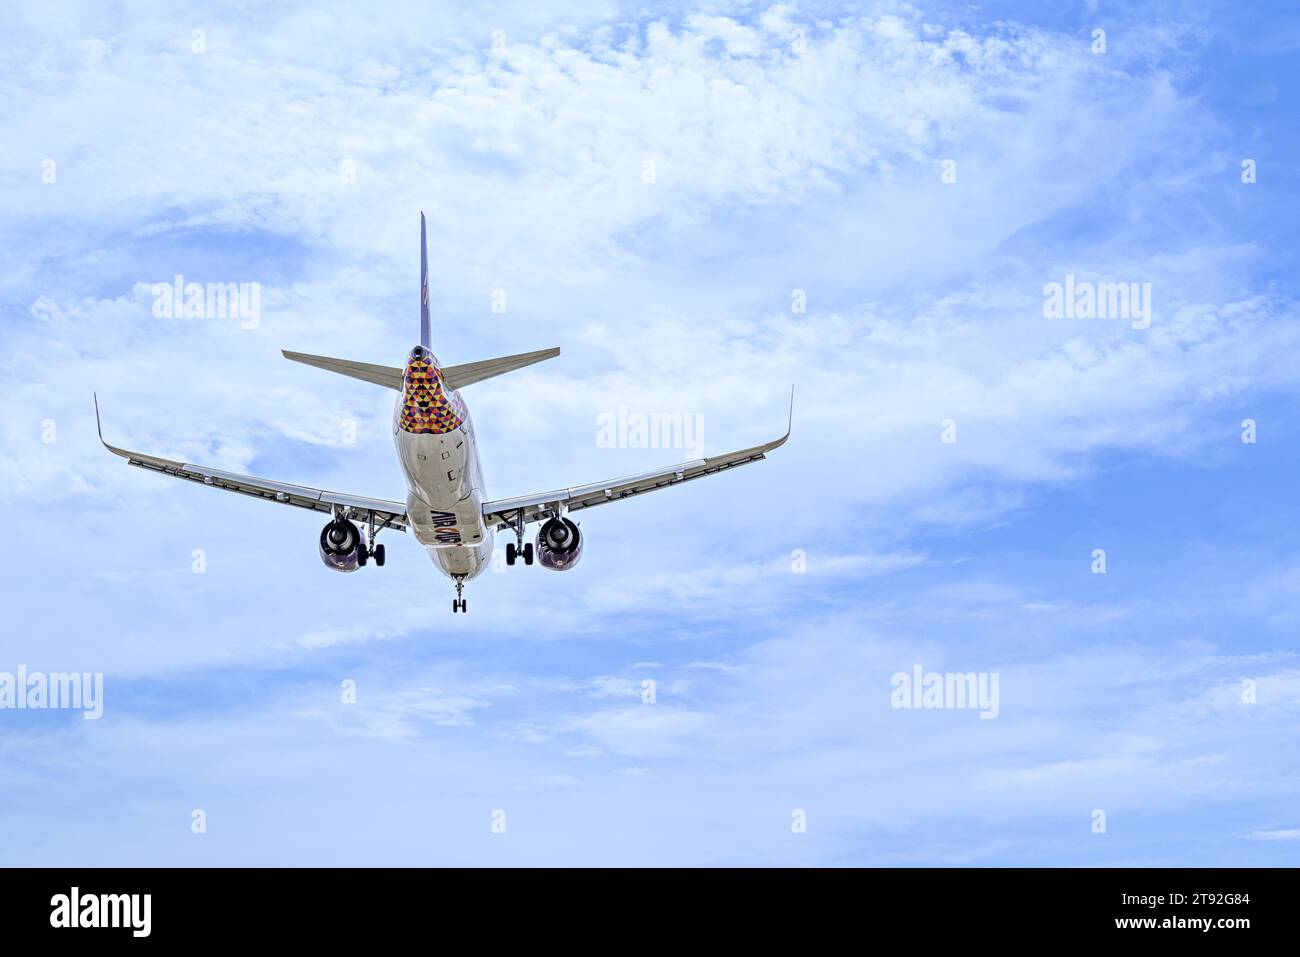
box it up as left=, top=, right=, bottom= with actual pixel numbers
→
left=419, top=211, right=431, bottom=349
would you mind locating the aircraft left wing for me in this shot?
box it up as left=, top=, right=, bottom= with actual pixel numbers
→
left=482, top=390, right=792, bottom=530
left=94, top=396, right=409, bottom=531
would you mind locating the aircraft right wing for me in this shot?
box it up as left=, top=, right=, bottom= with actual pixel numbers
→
left=481, top=390, right=792, bottom=530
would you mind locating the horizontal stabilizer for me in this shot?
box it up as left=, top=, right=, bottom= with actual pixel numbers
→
left=442, top=347, right=560, bottom=391
left=282, top=351, right=404, bottom=390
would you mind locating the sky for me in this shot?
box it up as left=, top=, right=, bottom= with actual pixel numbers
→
left=2, top=0, right=1300, bottom=866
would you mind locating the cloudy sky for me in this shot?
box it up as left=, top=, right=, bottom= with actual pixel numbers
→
left=2, top=0, right=1299, bottom=865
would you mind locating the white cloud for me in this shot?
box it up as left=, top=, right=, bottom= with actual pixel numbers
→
left=1245, top=829, right=1300, bottom=841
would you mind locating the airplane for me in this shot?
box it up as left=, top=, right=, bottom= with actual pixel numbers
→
left=96, top=213, right=792, bottom=612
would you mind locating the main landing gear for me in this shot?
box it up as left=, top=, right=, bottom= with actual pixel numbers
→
left=505, top=509, right=534, bottom=566
left=356, top=510, right=387, bottom=568
left=452, top=576, right=467, bottom=614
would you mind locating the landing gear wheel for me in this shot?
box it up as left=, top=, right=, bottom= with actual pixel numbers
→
left=358, top=547, right=368, bottom=568
left=374, top=544, right=386, bottom=567
left=509, top=509, right=531, bottom=569
left=452, top=598, right=467, bottom=613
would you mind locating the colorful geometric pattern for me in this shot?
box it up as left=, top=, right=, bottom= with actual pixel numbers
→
left=399, top=354, right=466, bottom=434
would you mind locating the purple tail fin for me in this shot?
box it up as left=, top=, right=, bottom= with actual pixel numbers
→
left=419, top=211, right=431, bottom=349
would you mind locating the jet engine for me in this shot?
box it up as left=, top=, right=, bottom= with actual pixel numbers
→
left=536, top=517, right=583, bottom=571
left=319, top=518, right=363, bottom=572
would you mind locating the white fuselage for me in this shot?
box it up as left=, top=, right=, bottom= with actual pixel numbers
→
left=392, top=361, right=494, bottom=581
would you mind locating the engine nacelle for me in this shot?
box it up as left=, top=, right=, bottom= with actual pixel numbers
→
left=319, top=519, right=363, bottom=572
left=536, top=517, right=583, bottom=571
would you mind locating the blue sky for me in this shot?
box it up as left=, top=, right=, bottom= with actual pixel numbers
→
left=3, top=0, right=1300, bottom=865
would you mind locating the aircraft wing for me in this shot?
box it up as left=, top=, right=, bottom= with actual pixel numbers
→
left=95, top=396, right=408, bottom=531
left=482, top=391, right=792, bottom=530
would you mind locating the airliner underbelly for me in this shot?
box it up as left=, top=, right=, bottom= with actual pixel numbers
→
left=394, top=392, right=494, bottom=582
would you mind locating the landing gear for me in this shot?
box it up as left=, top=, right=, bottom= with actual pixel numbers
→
left=362, top=510, right=387, bottom=568
left=452, top=576, right=467, bottom=613
left=505, top=542, right=535, bottom=566
left=505, top=509, right=534, bottom=566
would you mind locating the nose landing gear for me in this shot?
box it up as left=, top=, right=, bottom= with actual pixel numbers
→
left=452, top=576, right=467, bottom=613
